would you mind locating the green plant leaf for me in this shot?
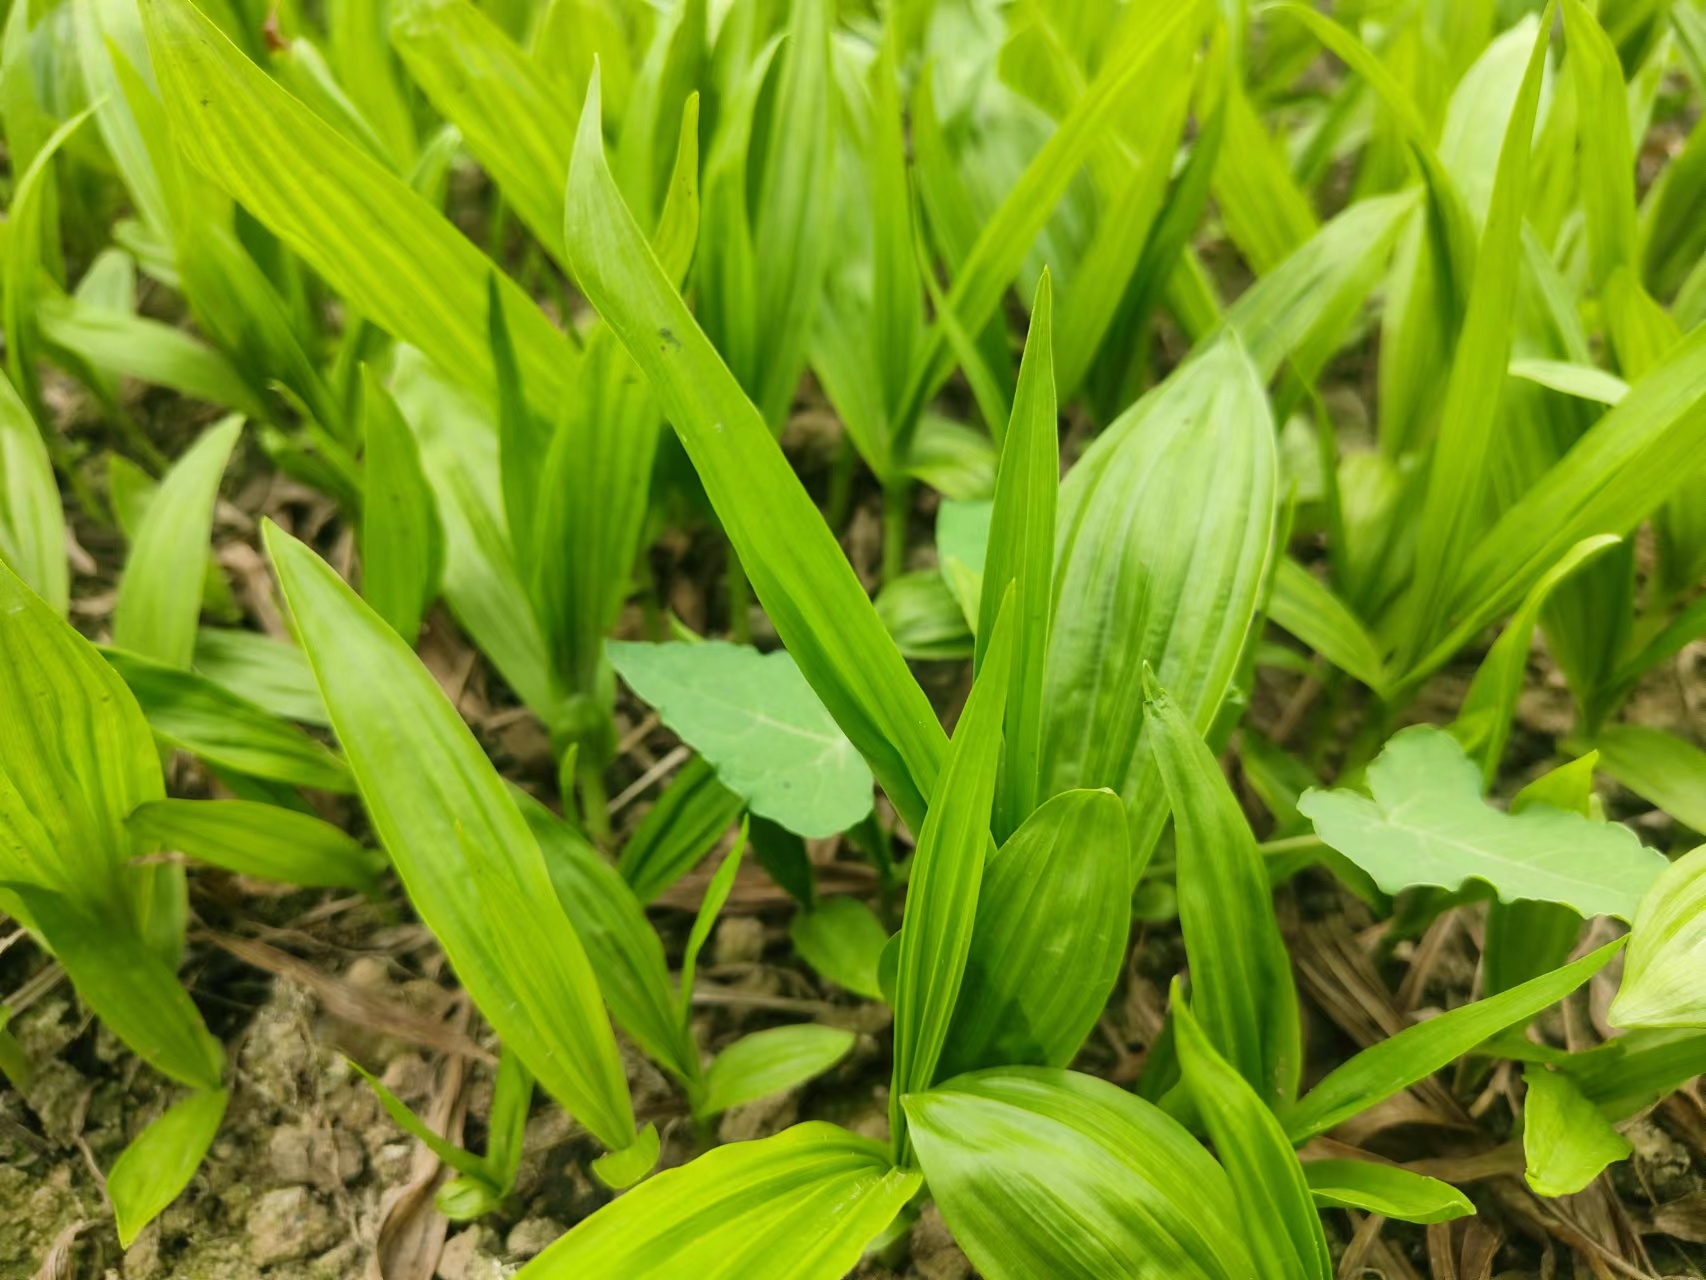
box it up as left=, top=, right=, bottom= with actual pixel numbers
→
left=1267, top=558, right=1390, bottom=697
left=264, top=522, right=637, bottom=1153
left=617, top=755, right=743, bottom=904
left=350, top=1058, right=489, bottom=1179
left=890, top=593, right=1014, bottom=1155
left=126, top=798, right=385, bottom=891
left=1149, top=677, right=1300, bottom=1101
left=0, top=367, right=65, bottom=614
left=140, top=0, right=574, bottom=420
left=1045, top=334, right=1276, bottom=876
left=192, top=629, right=328, bottom=727
left=979, top=272, right=1057, bottom=838
left=1509, top=359, right=1629, bottom=405
left=1588, top=724, right=1706, bottom=835
left=390, top=0, right=574, bottom=258
left=1283, top=940, right=1624, bottom=1143
left=516, top=1123, right=920, bottom=1278
left=1610, top=844, right=1706, bottom=1029
left=876, top=571, right=974, bottom=661
left=903, top=1066, right=1254, bottom=1280
left=679, top=821, right=746, bottom=1023
left=1173, top=982, right=1331, bottom=1280
left=113, top=416, right=243, bottom=670
left=519, top=794, right=695, bottom=1083
left=702, top=1025, right=856, bottom=1116
left=1301, top=1160, right=1473, bottom=1225
left=608, top=641, right=873, bottom=840
left=103, top=648, right=354, bottom=793
left=1298, top=725, right=1665, bottom=919
left=564, top=69, right=945, bottom=835
left=1522, top=1063, right=1632, bottom=1197
left=939, top=788, right=1128, bottom=1078
left=360, top=368, right=442, bottom=647
left=107, top=1087, right=229, bottom=1248
left=789, top=897, right=888, bottom=1001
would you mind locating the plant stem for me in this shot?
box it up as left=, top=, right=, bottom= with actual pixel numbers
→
left=881, top=477, right=912, bottom=585
left=577, top=752, right=612, bottom=847
left=725, top=543, right=751, bottom=643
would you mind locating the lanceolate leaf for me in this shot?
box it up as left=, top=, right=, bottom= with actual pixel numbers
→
left=107, top=1088, right=229, bottom=1247
left=0, top=368, right=65, bottom=614
left=1299, top=726, right=1665, bottom=920
left=1589, top=724, right=1706, bottom=835
left=608, top=641, right=873, bottom=840
left=360, top=368, right=442, bottom=647
left=112, top=416, right=242, bottom=670
left=1173, top=984, right=1331, bottom=1280
left=890, top=595, right=1014, bottom=1155
left=979, top=272, right=1057, bottom=839
left=126, top=798, right=385, bottom=891
left=263, top=524, right=638, bottom=1154
left=1149, top=678, right=1300, bottom=1102
left=140, top=0, right=574, bottom=419
left=1302, top=1161, right=1473, bottom=1225
left=515, top=1123, right=920, bottom=1280
left=940, top=789, right=1128, bottom=1078
left=702, top=1025, right=857, bottom=1116
left=564, top=71, right=945, bottom=834
left=1284, top=941, right=1624, bottom=1142
left=617, top=756, right=743, bottom=904
left=904, top=1067, right=1254, bottom=1280
left=1044, top=334, right=1276, bottom=873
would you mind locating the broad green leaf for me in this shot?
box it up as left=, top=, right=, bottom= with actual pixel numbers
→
left=191, top=629, right=327, bottom=726
left=617, top=755, right=743, bottom=904
left=1173, top=984, right=1331, bottom=1280
left=564, top=70, right=945, bottom=834
left=608, top=641, right=873, bottom=840
left=890, top=595, right=1014, bottom=1154
left=904, top=1067, right=1254, bottom=1280
left=107, top=1087, right=228, bottom=1247
left=103, top=648, right=354, bottom=793
left=391, top=0, right=574, bottom=257
left=519, top=795, right=695, bottom=1083
left=979, top=272, right=1057, bottom=838
left=789, top=897, right=888, bottom=1001
left=1149, top=679, right=1299, bottom=1101
left=126, top=798, right=385, bottom=891
left=0, top=561, right=161, bottom=899
left=1211, top=76, right=1317, bottom=276
left=1267, top=558, right=1390, bottom=697
left=1045, top=334, right=1276, bottom=874
left=264, top=523, right=637, bottom=1153
left=360, top=368, right=442, bottom=646
left=1283, top=940, right=1624, bottom=1142
left=702, top=1025, right=857, bottom=1116
left=9, top=884, right=223, bottom=1089
left=1299, top=726, right=1665, bottom=919
left=516, top=1123, right=920, bottom=1279
left=140, top=0, right=574, bottom=420
left=0, top=367, right=65, bottom=614
left=940, top=789, right=1128, bottom=1078
left=112, top=416, right=243, bottom=670
left=1589, top=724, right=1706, bottom=834
left=1302, top=1160, right=1473, bottom=1225
left=1610, top=844, right=1706, bottom=1029
left=1452, top=536, right=1621, bottom=782
left=1523, top=1064, right=1631, bottom=1197
left=326, top=0, right=415, bottom=169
